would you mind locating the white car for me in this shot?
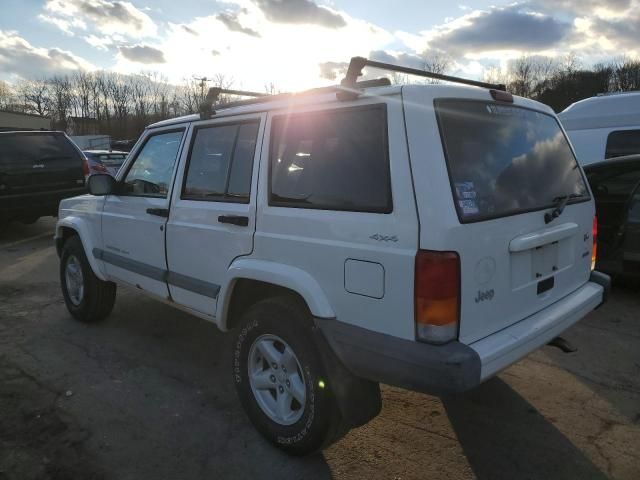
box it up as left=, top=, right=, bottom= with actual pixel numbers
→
left=559, top=91, right=640, bottom=165
left=55, top=57, right=610, bottom=455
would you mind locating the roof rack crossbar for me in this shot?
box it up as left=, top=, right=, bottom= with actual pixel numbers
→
left=197, top=78, right=392, bottom=117
left=341, top=56, right=506, bottom=91
left=200, top=88, right=269, bottom=119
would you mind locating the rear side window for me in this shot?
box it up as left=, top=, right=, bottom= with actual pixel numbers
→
left=0, top=133, right=80, bottom=167
left=436, top=99, right=589, bottom=223
left=605, top=130, right=640, bottom=158
left=182, top=121, right=259, bottom=202
left=269, top=105, right=391, bottom=213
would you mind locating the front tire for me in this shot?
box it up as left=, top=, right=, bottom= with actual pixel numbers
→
left=60, top=236, right=116, bottom=322
left=233, top=297, right=347, bottom=455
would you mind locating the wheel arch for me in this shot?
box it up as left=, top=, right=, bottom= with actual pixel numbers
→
left=55, top=217, right=107, bottom=281
left=219, top=259, right=336, bottom=331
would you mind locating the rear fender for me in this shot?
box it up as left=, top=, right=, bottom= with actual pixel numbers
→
left=218, top=258, right=335, bottom=330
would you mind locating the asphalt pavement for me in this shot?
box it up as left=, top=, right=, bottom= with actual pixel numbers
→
left=1, top=217, right=638, bottom=480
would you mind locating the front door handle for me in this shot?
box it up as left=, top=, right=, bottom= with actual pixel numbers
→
left=218, top=215, right=249, bottom=227
left=146, top=208, right=169, bottom=218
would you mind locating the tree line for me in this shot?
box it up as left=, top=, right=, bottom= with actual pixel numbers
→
left=484, top=55, right=640, bottom=112
left=0, top=54, right=638, bottom=142
left=0, top=71, right=234, bottom=141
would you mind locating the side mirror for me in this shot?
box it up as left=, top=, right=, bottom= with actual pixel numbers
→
left=87, top=174, right=116, bottom=196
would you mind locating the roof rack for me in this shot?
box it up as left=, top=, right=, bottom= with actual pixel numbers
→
left=340, top=56, right=506, bottom=91
left=198, top=78, right=392, bottom=119
left=200, top=88, right=269, bottom=119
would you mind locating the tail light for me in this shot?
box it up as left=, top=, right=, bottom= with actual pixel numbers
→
left=592, top=216, right=598, bottom=271
left=81, top=158, right=90, bottom=180
left=415, top=250, right=460, bottom=344
left=92, top=163, right=108, bottom=173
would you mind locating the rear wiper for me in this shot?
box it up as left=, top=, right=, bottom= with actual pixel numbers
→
left=544, top=193, right=582, bottom=224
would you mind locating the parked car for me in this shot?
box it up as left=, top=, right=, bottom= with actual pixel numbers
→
left=559, top=91, right=640, bottom=165
left=83, top=150, right=128, bottom=178
left=584, top=154, right=640, bottom=277
left=0, top=130, right=86, bottom=224
left=54, top=57, right=610, bottom=455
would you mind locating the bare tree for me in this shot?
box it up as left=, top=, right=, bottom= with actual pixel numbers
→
left=483, top=65, right=507, bottom=86
left=71, top=71, right=96, bottom=121
left=48, top=76, right=73, bottom=130
left=611, top=57, right=640, bottom=91
left=561, top=52, right=581, bottom=74
left=422, top=52, right=451, bottom=83
left=143, top=71, right=172, bottom=118
left=0, top=80, right=16, bottom=110
left=506, top=55, right=558, bottom=97
left=263, top=82, right=281, bottom=95
left=15, top=80, right=50, bottom=116
left=107, top=73, right=133, bottom=138
left=179, top=74, right=235, bottom=113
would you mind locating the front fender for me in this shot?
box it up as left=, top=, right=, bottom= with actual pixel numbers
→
left=55, top=216, right=107, bottom=281
left=218, top=258, right=336, bottom=330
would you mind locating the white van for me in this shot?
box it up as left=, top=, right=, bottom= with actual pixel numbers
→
left=55, top=57, right=610, bottom=455
left=559, top=91, right=640, bottom=165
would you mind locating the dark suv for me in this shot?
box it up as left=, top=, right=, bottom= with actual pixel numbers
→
left=0, top=131, right=86, bottom=224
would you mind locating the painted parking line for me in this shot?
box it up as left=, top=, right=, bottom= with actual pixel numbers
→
left=0, top=231, right=54, bottom=250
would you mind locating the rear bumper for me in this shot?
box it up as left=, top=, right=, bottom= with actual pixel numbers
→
left=315, top=317, right=481, bottom=396
left=470, top=277, right=605, bottom=381
left=316, top=273, right=609, bottom=396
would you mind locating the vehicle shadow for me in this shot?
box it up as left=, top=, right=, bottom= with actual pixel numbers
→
left=442, top=378, right=609, bottom=480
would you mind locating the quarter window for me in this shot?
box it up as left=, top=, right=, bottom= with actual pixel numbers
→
left=269, top=106, right=392, bottom=213
left=121, top=130, right=184, bottom=197
left=182, top=122, right=259, bottom=202
left=605, top=130, right=640, bottom=159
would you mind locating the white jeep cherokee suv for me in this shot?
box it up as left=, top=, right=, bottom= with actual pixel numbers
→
left=55, top=58, right=610, bottom=455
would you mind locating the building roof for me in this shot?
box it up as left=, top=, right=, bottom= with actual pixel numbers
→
left=0, top=109, right=50, bottom=119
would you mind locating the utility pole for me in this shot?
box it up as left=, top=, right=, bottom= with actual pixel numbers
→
left=193, top=76, right=211, bottom=101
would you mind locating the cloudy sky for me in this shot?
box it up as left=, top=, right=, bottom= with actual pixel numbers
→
left=0, top=0, right=638, bottom=90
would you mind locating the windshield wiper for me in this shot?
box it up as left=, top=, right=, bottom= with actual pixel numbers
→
left=544, top=193, right=582, bottom=224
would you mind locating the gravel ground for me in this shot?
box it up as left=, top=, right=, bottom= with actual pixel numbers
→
left=1, top=217, right=639, bottom=480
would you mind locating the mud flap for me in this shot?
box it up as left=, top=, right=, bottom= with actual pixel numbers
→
left=311, top=324, right=382, bottom=428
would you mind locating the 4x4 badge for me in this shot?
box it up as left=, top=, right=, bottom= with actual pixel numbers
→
left=369, top=234, right=398, bottom=242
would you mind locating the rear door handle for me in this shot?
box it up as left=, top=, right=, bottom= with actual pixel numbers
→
left=218, top=215, right=249, bottom=227
left=146, top=208, right=169, bottom=218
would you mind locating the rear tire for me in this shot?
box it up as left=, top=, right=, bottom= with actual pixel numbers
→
left=60, top=236, right=116, bottom=322
left=233, top=296, right=348, bottom=455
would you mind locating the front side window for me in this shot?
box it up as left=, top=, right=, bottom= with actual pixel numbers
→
left=182, top=121, right=259, bottom=202
left=436, top=99, right=589, bottom=223
left=269, top=105, right=392, bottom=213
left=605, top=130, right=640, bottom=159
left=122, top=130, right=184, bottom=197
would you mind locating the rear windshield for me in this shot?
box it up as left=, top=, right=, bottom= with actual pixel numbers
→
left=435, top=99, right=589, bottom=223
left=0, top=133, right=80, bottom=167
